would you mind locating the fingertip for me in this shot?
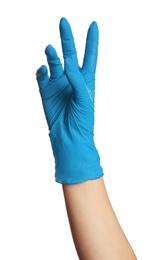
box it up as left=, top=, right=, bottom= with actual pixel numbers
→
left=36, top=65, right=49, bottom=89
left=90, top=21, right=98, bottom=29
left=45, top=45, right=57, bottom=58
left=59, top=17, right=68, bottom=26
left=59, top=17, right=71, bottom=37
left=36, top=65, right=48, bottom=76
left=45, top=44, right=53, bottom=53
left=60, top=17, right=66, bottom=22
left=41, top=65, right=48, bottom=74
left=88, top=21, right=99, bottom=39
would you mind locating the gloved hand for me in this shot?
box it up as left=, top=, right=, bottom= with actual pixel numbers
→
left=36, top=17, right=103, bottom=184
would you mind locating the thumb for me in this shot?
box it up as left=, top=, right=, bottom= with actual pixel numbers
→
left=64, top=57, right=87, bottom=99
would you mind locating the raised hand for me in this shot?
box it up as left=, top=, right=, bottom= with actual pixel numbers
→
left=36, top=18, right=103, bottom=184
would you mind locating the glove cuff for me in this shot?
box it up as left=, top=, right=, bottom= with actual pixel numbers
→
left=49, top=132, right=104, bottom=185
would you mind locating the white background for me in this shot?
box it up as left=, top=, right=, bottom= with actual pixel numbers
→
left=0, top=0, right=160, bottom=259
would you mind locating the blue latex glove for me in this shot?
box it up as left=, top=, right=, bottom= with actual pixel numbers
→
left=36, top=17, right=103, bottom=184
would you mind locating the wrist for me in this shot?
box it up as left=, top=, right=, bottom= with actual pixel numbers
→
left=49, top=132, right=103, bottom=184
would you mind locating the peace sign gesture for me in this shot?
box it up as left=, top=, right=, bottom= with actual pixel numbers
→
left=36, top=18, right=103, bottom=184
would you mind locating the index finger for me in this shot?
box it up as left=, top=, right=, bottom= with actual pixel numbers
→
left=59, top=18, right=78, bottom=64
left=82, top=21, right=99, bottom=73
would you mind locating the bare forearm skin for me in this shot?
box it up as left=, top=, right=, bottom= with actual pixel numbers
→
left=62, top=177, right=137, bottom=260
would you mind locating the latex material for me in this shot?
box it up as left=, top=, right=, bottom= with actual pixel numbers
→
left=36, top=18, right=103, bottom=184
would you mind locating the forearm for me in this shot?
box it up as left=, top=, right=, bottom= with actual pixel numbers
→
left=36, top=17, right=137, bottom=260
left=62, top=177, right=137, bottom=260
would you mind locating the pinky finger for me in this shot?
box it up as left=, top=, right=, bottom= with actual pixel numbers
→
left=36, top=65, right=49, bottom=89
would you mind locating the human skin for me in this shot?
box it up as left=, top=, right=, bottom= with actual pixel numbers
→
left=36, top=17, right=137, bottom=259
left=63, top=178, right=137, bottom=260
